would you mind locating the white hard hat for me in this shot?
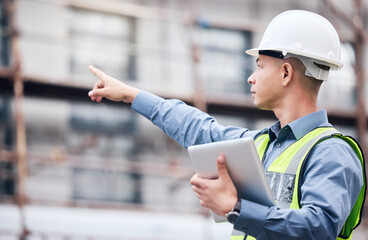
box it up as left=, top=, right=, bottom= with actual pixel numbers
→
left=246, top=10, right=343, bottom=81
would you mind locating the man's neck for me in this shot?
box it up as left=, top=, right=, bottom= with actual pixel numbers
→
left=273, top=98, right=318, bottom=128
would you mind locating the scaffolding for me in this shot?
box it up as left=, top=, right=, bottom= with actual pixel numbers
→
left=0, top=0, right=367, bottom=239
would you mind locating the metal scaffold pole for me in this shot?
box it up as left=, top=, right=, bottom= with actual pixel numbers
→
left=189, top=0, right=207, bottom=113
left=3, top=0, right=29, bottom=238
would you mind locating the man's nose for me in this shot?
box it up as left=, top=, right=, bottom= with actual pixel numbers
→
left=248, top=72, right=256, bottom=84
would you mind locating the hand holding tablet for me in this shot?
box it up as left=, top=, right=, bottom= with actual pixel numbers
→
left=188, top=137, right=275, bottom=222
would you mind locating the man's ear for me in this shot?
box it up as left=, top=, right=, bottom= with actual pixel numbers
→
left=281, top=62, right=293, bottom=87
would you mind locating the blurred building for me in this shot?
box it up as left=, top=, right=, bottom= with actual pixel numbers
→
left=0, top=0, right=367, bottom=239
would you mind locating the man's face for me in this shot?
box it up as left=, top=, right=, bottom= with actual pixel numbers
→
left=247, top=54, right=284, bottom=110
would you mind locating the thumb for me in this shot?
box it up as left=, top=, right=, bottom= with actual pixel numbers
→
left=217, top=155, right=230, bottom=180
left=89, top=88, right=109, bottom=98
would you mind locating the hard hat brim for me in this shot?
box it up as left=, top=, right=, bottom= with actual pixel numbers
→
left=245, top=48, right=343, bottom=70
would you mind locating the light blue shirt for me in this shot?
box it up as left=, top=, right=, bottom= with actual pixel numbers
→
left=132, top=91, right=363, bottom=240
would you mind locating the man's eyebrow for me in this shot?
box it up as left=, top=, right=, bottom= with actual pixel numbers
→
left=256, top=58, right=260, bottom=64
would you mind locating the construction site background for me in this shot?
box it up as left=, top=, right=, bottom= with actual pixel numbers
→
left=0, top=0, right=367, bottom=239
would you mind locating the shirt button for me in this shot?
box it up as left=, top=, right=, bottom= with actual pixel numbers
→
left=276, top=143, right=281, bottom=148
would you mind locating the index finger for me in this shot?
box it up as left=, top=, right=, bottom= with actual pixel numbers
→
left=89, top=65, right=108, bottom=80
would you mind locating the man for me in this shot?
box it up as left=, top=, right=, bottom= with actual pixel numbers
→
left=88, top=10, right=365, bottom=240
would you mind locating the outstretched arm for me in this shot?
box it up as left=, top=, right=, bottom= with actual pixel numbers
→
left=88, top=66, right=255, bottom=148
left=88, top=65, right=140, bottom=103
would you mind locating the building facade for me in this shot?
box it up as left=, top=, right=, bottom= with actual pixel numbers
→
left=0, top=0, right=367, bottom=239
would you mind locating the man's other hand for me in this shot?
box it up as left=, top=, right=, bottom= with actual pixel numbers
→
left=190, top=155, right=238, bottom=217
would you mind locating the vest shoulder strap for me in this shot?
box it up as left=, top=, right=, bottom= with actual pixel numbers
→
left=254, top=133, right=269, bottom=161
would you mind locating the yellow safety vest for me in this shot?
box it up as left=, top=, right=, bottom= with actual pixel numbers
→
left=231, top=127, right=366, bottom=240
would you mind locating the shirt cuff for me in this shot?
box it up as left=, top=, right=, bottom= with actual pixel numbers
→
left=131, top=91, right=164, bottom=119
left=234, top=199, right=269, bottom=238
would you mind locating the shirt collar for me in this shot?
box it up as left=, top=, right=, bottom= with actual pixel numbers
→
left=288, top=109, right=330, bottom=140
left=267, top=110, right=331, bottom=141
left=268, top=122, right=280, bottom=141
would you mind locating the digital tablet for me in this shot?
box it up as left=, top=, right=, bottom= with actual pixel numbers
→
left=188, top=137, right=275, bottom=222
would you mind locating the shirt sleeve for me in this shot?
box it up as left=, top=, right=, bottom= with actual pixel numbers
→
left=234, top=138, right=364, bottom=240
left=131, top=91, right=257, bottom=148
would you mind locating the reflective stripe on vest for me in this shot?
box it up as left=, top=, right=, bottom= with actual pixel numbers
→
left=231, top=127, right=366, bottom=240
left=230, top=229, right=257, bottom=240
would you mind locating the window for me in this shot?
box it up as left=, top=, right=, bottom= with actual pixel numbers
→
left=0, top=97, right=15, bottom=199
left=0, top=2, right=10, bottom=67
left=68, top=8, right=136, bottom=83
left=198, top=26, right=253, bottom=96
